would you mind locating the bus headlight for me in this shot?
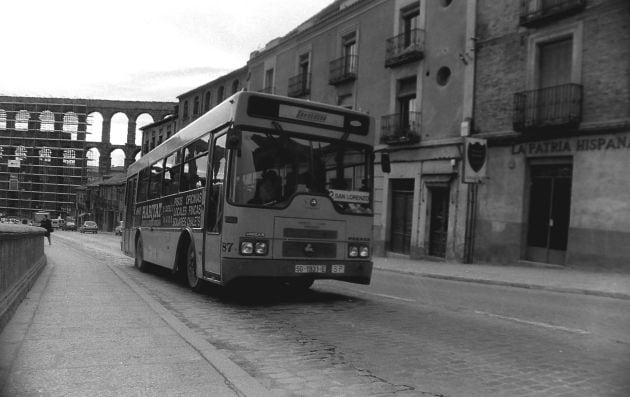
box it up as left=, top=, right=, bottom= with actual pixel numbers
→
left=240, top=239, right=269, bottom=256
left=349, top=244, right=369, bottom=258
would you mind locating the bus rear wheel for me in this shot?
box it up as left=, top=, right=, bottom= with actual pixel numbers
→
left=185, top=242, right=205, bottom=292
left=135, top=237, right=150, bottom=273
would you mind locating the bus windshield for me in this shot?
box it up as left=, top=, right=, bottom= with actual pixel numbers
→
left=230, top=129, right=372, bottom=214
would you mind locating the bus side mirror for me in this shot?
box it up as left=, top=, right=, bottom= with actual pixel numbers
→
left=226, top=128, right=242, bottom=149
left=381, top=152, right=391, bottom=173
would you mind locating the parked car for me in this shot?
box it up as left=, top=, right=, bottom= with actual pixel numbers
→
left=115, top=221, right=124, bottom=235
left=62, top=220, right=77, bottom=231
left=79, top=221, right=98, bottom=234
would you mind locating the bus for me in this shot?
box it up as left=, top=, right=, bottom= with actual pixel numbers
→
left=122, top=92, right=374, bottom=291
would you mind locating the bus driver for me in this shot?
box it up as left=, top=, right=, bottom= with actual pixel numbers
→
left=249, top=170, right=281, bottom=205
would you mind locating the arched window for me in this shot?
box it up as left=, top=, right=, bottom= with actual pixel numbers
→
left=217, top=86, right=225, bottom=103
left=39, top=147, right=52, bottom=163
left=193, top=96, right=200, bottom=115
left=110, top=112, right=129, bottom=145
left=183, top=100, right=189, bottom=119
left=232, top=79, right=240, bottom=94
left=0, top=109, right=6, bottom=129
left=16, top=110, right=29, bottom=131
left=40, top=111, right=55, bottom=132
left=87, top=112, right=103, bottom=142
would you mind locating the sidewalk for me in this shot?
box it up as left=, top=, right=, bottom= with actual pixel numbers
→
left=373, top=255, right=630, bottom=300
left=0, top=244, right=268, bottom=396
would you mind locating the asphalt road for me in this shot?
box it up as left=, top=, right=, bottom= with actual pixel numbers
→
left=52, top=230, right=630, bottom=396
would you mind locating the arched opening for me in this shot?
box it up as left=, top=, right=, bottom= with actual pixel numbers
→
left=110, top=112, right=129, bottom=145
left=87, top=112, right=103, bottom=142
left=87, top=147, right=100, bottom=167
left=16, top=110, right=29, bottom=131
left=0, top=109, right=6, bottom=129
left=63, top=112, right=79, bottom=140
left=135, top=113, right=154, bottom=146
left=40, top=110, right=55, bottom=132
left=110, top=148, right=126, bottom=168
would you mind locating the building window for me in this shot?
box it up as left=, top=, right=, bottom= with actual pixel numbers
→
left=232, top=79, right=240, bottom=94
left=289, top=53, right=311, bottom=97
left=15, top=145, right=27, bottom=160
left=39, top=147, right=52, bottom=163
left=193, top=96, right=200, bottom=116
left=0, top=109, right=6, bottom=129
left=264, top=68, right=274, bottom=93
left=398, top=76, right=417, bottom=127
left=217, top=86, right=225, bottom=103
left=63, top=149, right=76, bottom=165
left=401, top=5, right=420, bottom=48
left=183, top=100, right=189, bottom=119
left=204, top=91, right=211, bottom=111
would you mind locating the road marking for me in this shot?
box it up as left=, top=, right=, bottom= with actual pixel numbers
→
left=475, top=310, right=591, bottom=335
left=369, top=292, right=417, bottom=302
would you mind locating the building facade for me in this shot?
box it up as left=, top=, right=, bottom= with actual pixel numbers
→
left=472, top=0, right=630, bottom=270
left=247, top=0, right=477, bottom=262
left=140, top=115, right=178, bottom=155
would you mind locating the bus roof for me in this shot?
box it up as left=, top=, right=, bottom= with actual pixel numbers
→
left=127, top=91, right=372, bottom=177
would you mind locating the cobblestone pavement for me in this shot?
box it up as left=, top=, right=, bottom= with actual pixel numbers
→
left=46, top=234, right=630, bottom=396
left=117, top=264, right=630, bottom=397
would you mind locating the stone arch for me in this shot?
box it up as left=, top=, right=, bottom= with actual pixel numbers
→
left=110, top=147, right=126, bottom=168
left=40, top=110, right=55, bottom=132
left=110, top=112, right=129, bottom=145
left=135, top=113, right=154, bottom=146
left=87, top=147, right=100, bottom=167
left=87, top=112, right=103, bottom=142
left=15, top=109, right=29, bottom=131
left=63, top=112, right=79, bottom=140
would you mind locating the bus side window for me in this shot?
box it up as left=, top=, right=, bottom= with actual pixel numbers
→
left=164, top=152, right=180, bottom=195
left=148, top=160, right=164, bottom=200
left=137, top=168, right=150, bottom=202
left=181, top=134, right=209, bottom=191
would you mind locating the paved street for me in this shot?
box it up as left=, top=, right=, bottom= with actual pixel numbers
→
left=2, top=231, right=630, bottom=396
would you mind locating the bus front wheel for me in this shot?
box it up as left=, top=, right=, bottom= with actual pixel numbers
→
left=185, top=242, right=205, bottom=292
left=135, top=237, right=150, bottom=273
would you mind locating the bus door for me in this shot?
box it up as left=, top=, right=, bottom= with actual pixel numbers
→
left=123, top=177, right=137, bottom=254
left=203, top=134, right=227, bottom=279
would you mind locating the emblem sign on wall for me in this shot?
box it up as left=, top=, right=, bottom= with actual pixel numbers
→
left=464, top=137, right=488, bottom=184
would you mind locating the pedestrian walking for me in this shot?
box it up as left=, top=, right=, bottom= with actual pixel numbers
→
left=40, top=215, right=53, bottom=245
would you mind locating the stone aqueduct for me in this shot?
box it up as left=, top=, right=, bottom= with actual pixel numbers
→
left=1, top=96, right=176, bottom=175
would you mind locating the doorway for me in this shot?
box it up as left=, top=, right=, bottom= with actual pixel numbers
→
left=526, top=162, right=572, bottom=265
left=389, top=179, right=414, bottom=254
left=428, top=186, right=450, bottom=257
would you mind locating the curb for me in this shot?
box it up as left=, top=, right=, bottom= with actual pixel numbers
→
left=374, top=267, right=630, bottom=301
left=106, top=263, right=270, bottom=397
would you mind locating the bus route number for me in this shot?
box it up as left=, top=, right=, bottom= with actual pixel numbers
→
left=222, top=242, right=233, bottom=252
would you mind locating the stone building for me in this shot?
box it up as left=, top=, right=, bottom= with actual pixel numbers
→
left=139, top=115, right=177, bottom=155
left=0, top=96, right=175, bottom=222
left=472, top=0, right=630, bottom=269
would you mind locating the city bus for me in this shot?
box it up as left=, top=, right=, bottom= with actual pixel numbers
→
left=121, top=92, right=374, bottom=291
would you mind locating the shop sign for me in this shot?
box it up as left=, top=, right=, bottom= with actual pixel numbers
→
left=464, top=137, right=487, bottom=183
left=511, top=134, right=630, bottom=156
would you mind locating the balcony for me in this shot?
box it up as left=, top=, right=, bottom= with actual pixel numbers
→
left=380, top=112, right=421, bottom=145
left=287, top=73, right=311, bottom=97
left=519, top=0, right=586, bottom=26
left=385, top=29, right=425, bottom=68
left=513, top=83, right=582, bottom=132
left=329, top=55, right=358, bottom=85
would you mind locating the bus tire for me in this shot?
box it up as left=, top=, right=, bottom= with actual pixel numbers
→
left=135, top=236, right=150, bottom=273
left=185, top=241, right=205, bottom=292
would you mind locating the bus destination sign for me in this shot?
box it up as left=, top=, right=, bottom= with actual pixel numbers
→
left=278, top=104, right=344, bottom=128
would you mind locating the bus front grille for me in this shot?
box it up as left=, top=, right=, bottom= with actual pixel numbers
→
left=283, top=228, right=338, bottom=239
left=282, top=241, right=336, bottom=258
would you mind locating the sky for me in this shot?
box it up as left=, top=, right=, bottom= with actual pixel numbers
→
left=0, top=0, right=334, bottom=102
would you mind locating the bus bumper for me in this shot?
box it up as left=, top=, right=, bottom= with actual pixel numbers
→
left=218, top=258, right=373, bottom=286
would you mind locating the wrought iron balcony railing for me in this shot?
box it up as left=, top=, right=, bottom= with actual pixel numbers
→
left=329, top=55, right=358, bottom=85
left=385, top=29, right=425, bottom=68
left=513, top=83, right=582, bottom=132
left=380, top=112, right=421, bottom=145
left=287, top=73, right=311, bottom=97
left=519, top=0, right=585, bottom=26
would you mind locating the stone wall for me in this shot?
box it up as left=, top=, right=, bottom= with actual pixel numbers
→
left=0, top=224, right=46, bottom=331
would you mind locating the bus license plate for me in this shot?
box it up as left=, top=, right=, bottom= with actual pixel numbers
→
left=295, top=265, right=327, bottom=273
